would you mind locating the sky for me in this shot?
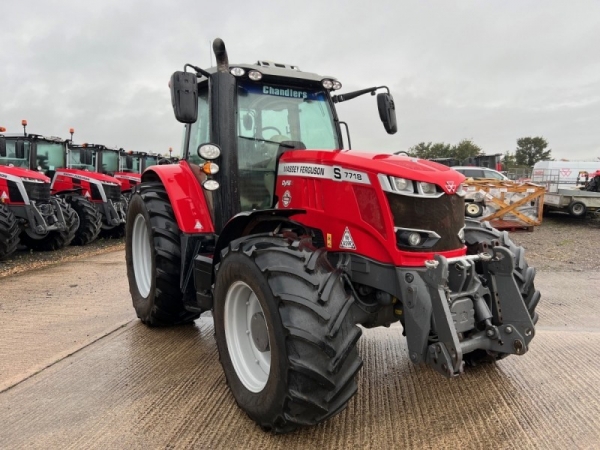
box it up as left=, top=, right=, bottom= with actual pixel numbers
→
left=2, top=0, right=600, bottom=161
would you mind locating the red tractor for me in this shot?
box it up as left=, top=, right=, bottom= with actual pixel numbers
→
left=0, top=125, right=77, bottom=259
left=52, top=138, right=127, bottom=239
left=126, top=39, right=539, bottom=433
left=96, top=148, right=158, bottom=201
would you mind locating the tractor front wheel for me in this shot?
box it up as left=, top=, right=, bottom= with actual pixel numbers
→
left=0, top=204, right=19, bottom=259
left=213, top=235, right=363, bottom=433
left=66, top=195, right=101, bottom=246
left=125, top=182, right=199, bottom=326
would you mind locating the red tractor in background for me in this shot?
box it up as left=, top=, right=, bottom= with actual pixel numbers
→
left=52, top=137, right=127, bottom=239
left=95, top=147, right=159, bottom=201
left=125, top=39, right=539, bottom=433
left=0, top=124, right=77, bottom=259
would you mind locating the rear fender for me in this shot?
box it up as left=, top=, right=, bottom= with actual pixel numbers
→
left=141, top=161, right=214, bottom=233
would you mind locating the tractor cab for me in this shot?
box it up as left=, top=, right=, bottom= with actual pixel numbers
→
left=173, top=52, right=397, bottom=230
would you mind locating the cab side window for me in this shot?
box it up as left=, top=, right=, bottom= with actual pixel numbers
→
left=187, top=85, right=210, bottom=165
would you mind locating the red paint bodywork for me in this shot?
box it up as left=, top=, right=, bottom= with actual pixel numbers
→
left=0, top=166, right=50, bottom=204
left=274, top=150, right=467, bottom=267
left=52, top=168, right=120, bottom=203
left=143, top=161, right=214, bottom=234
left=113, top=172, right=141, bottom=193
left=156, top=150, right=467, bottom=268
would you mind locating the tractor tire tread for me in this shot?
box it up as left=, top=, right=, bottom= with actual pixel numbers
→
left=0, top=205, right=19, bottom=260
left=216, top=235, right=363, bottom=433
left=65, top=195, right=101, bottom=246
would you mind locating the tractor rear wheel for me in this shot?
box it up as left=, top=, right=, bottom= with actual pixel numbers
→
left=19, top=198, right=78, bottom=251
left=0, top=204, right=19, bottom=260
left=463, top=219, right=540, bottom=365
left=125, top=182, right=199, bottom=326
left=213, top=235, right=363, bottom=433
left=66, top=195, right=101, bottom=246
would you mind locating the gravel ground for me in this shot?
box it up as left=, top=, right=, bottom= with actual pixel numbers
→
left=0, top=212, right=597, bottom=278
left=510, top=212, right=600, bottom=272
left=0, top=238, right=125, bottom=278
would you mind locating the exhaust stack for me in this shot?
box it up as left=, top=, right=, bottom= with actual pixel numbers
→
left=213, top=38, right=229, bottom=73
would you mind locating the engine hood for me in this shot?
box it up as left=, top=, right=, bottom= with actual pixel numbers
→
left=281, top=150, right=466, bottom=195
left=0, top=165, right=50, bottom=183
left=56, top=168, right=121, bottom=184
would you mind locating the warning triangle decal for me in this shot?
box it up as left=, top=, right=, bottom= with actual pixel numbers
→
left=339, top=227, right=356, bottom=250
left=0, top=191, right=8, bottom=200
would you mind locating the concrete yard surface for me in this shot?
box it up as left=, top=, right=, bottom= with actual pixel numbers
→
left=1, top=249, right=600, bottom=449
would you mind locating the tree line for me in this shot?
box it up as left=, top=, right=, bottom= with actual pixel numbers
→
left=406, top=137, right=552, bottom=168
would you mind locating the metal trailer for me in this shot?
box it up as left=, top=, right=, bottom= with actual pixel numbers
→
left=539, top=169, right=600, bottom=217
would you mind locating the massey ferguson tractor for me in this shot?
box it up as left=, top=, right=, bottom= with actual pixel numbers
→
left=0, top=125, right=77, bottom=259
left=125, top=39, right=540, bottom=433
left=96, top=148, right=158, bottom=200
left=52, top=139, right=127, bottom=239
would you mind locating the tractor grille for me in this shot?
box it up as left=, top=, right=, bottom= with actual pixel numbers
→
left=385, top=192, right=465, bottom=252
left=7, top=181, right=24, bottom=203
left=102, top=183, right=122, bottom=202
left=90, top=183, right=121, bottom=202
left=23, top=181, right=51, bottom=202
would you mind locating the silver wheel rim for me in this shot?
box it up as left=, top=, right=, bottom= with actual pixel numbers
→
left=132, top=213, right=152, bottom=298
left=573, top=204, right=584, bottom=215
left=224, top=281, right=271, bottom=393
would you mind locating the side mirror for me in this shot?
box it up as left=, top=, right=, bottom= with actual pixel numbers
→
left=126, top=155, right=133, bottom=170
left=170, top=71, right=198, bottom=124
left=15, top=140, right=25, bottom=159
left=0, top=138, right=5, bottom=157
left=377, top=93, right=398, bottom=135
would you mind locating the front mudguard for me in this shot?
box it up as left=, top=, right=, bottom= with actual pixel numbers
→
left=402, top=247, right=536, bottom=377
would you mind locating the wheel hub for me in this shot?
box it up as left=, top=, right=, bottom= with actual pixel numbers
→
left=224, top=281, right=271, bottom=393
left=251, top=312, right=270, bottom=352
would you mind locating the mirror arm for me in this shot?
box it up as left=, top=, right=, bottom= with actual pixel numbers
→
left=332, top=85, right=390, bottom=103
left=185, top=64, right=211, bottom=79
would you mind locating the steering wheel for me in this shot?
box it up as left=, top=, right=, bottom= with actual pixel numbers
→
left=261, top=126, right=282, bottom=137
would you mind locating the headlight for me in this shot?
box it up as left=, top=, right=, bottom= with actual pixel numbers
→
left=202, top=179, right=220, bottom=191
left=391, top=177, right=412, bottom=193
left=198, top=144, right=221, bottom=160
left=322, top=79, right=333, bottom=89
left=419, top=182, right=436, bottom=194
left=248, top=70, right=263, bottom=81
left=332, top=80, right=342, bottom=90
left=407, top=232, right=422, bottom=246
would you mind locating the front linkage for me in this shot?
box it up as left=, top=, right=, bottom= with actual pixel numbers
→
left=401, top=246, right=535, bottom=377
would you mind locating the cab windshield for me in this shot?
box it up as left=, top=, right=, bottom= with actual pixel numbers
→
left=0, top=139, right=30, bottom=168
left=237, top=80, right=339, bottom=170
left=68, top=148, right=96, bottom=171
left=101, top=151, right=119, bottom=174
left=120, top=154, right=140, bottom=172
left=36, top=141, right=65, bottom=173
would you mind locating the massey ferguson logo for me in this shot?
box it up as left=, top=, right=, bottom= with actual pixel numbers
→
left=446, top=180, right=457, bottom=193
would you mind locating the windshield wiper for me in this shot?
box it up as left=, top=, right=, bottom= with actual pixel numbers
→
left=238, top=136, right=295, bottom=148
